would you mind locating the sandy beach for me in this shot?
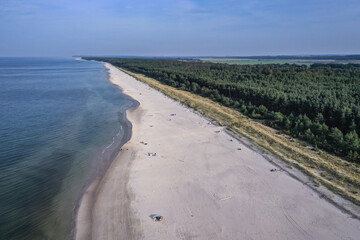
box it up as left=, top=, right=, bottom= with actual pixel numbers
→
left=75, top=63, right=360, bottom=240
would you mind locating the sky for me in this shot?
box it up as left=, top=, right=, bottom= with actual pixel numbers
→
left=0, top=0, right=360, bottom=57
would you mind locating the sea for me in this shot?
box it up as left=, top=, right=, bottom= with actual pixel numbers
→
left=0, top=57, right=137, bottom=239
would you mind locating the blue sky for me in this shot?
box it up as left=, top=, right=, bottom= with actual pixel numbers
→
left=0, top=0, right=359, bottom=56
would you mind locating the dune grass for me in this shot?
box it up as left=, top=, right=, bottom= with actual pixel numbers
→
left=119, top=67, right=360, bottom=206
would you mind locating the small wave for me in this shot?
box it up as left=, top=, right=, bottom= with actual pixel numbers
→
left=101, top=126, right=123, bottom=155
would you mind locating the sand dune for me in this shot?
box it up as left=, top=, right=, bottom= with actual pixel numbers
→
left=75, top=63, right=360, bottom=240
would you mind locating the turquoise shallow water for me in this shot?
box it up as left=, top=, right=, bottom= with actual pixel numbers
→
left=0, top=58, right=136, bottom=239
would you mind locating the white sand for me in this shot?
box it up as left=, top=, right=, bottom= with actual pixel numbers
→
left=75, top=63, right=360, bottom=240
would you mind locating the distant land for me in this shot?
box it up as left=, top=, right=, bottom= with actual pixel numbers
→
left=76, top=54, right=360, bottom=66
left=75, top=54, right=360, bottom=60
left=198, top=54, right=360, bottom=60
left=196, top=55, right=360, bottom=66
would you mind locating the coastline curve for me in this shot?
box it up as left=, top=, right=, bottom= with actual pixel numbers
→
left=72, top=61, right=139, bottom=240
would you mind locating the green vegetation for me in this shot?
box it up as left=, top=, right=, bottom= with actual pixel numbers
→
left=86, top=57, right=360, bottom=165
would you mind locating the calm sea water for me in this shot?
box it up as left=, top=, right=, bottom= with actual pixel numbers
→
left=0, top=58, right=136, bottom=239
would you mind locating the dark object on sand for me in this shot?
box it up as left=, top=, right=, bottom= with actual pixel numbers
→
left=152, top=215, right=163, bottom=222
left=270, top=168, right=283, bottom=172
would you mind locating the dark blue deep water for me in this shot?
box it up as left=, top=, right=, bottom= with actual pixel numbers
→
left=0, top=58, right=136, bottom=239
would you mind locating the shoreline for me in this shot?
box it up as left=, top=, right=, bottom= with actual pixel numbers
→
left=74, top=62, right=360, bottom=240
left=72, top=61, right=139, bottom=240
